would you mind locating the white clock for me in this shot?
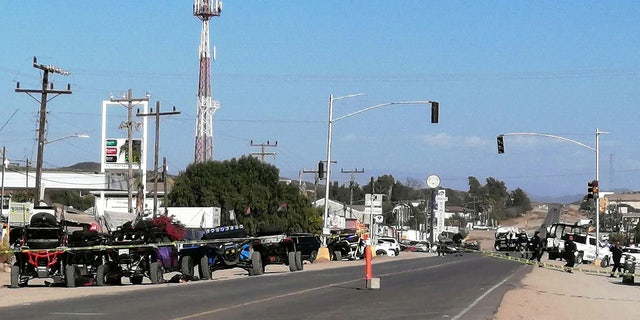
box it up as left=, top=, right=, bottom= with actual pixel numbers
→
left=426, top=174, right=441, bottom=189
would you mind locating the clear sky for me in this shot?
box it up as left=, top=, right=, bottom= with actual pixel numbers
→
left=1, top=1, right=639, bottom=199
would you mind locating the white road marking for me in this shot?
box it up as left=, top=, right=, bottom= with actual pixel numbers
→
left=450, top=270, right=516, bottom=320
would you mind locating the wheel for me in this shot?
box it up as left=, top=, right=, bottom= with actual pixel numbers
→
left=288, top=252, right=297, bottom=271
left=494, top=243, right=501, bottom=251
left=576, top=253, right=583, bottom=265
left=181, top=256, right=194, bottom=277
left=130, top=276, right=144, bottom=285
left=250, top=252, right=263, bottom=276
left=295, top=251, right=303, bottom=271
left=65, top=265, right=78, bottom=288
left=10, top=265, right=21, bottom=288
left=308, top=250, right=318, bottom=263
left=149, top=262, right=164, bottom=284
left=199, top=255, right=211, bottom=280
left=334, top=251, right=342, bottom=261
left=376, top=249, right=387, bottom=256
left=600, top=256, right=610, bottom=268
left=623, top=275, right=635, bottom=284
left=96, top=264, right=110, bottom=286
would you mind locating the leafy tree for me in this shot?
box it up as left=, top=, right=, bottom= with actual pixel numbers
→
left=168, top=156, right=322, bottom=235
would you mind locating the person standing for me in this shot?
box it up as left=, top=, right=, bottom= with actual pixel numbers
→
left=564, top=235, right=577, bottom=272
left=610, top=241, right=624, bottom=277
left=529, top=231, right=543, bottom=264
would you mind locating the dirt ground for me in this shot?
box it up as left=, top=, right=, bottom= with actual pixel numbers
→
left=2, top=207, right=639, bottom=318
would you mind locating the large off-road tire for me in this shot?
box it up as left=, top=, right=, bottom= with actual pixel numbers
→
left=199, top=255, right=211, bottom=280
left=96, top=264, right=110, bottom=286
left=494, top=243, right=501, bottom=251
left=65, top=265, right=79, bottom=288
left=10, top=265, right=21, bottom=288
left=623, top=275, right=635, bottom=284
left=149, top=262, right=164, bottom=284
left=181, top=256, right=194, bottom=277
left=288, top=252, right=297, bottom=271
left=130, top=276, right=144, bottom=285
left=309, top=250, right=318, bottom=263
left=250, top=252, right=263, bottom=276
left=295, top=251, right=303, bottom=271
left=334, top=251, right=342, bottom=261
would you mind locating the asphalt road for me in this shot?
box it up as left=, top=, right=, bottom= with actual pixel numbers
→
left=0, top=253, right=528, bottom=320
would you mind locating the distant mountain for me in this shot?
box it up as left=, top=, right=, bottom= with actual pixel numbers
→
left=530, top=188, right=635, bottom=205
left=64, top=162, right=101, bottom=172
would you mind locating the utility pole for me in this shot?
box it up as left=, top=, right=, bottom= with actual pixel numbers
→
left=136, top=101, right=180, bottom=216
left=249, top=140, right=277, bottom=162
left=110, top=89, right=149, bottom=215
left=15, top=57, right=71, bottom=204
left=341, top=168, right=365, bottom=219
left=163, top=157, right=168, bottom=216
left=300, top=169, right=319, bottom=202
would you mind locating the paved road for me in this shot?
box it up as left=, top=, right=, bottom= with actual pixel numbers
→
left=0, top=253, right=528, bottom=320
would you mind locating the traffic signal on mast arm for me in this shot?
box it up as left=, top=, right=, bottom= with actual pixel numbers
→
left=587, top=180, right=599, bottom=198
left=318, top=161, right=325, bottom=179
left=430, top=101, right=439, bottom=123
left=497, top=135, right=505, bottom=154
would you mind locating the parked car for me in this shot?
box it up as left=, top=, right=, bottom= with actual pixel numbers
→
left=376, top=237, right=401, bottom=256
left=402, top=240, right=430, bottom=252
left=289, top=233, right=322, bottom=263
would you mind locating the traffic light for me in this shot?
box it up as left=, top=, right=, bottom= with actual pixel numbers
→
left=430, top=101, right=439, bottom=123
left=587, top=180, right=599, bottom=198
left=497, top=135, right=505, bottom=154
left=318, top=161, right=325, bottom=179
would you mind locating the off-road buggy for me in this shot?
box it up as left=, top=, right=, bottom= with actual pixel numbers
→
left=95, top=217, right=183, bottom=286
left=10, top=212, right=67, bottom=288
left=63, top=228, right=112, bottom=287
left=327, top=233, right=365, bottom=261
left=179, top=225, right=262, bottom=279
left=251, top=226, right=302, bottom=272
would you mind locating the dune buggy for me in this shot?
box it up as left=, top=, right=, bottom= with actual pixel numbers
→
left=94, top=219, right=182, bottom=286
left=10, top=212, right=67, bottom=288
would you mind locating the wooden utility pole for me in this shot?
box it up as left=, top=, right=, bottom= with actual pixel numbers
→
left=341, top=168, right=365, bottom=218
left=110, top=89, right=149, bottom=215
left=15, top=57, right=71, bottom=204
left=249, top=140, right=277, bottom=162
left=136, top=102, right=180, bottom=216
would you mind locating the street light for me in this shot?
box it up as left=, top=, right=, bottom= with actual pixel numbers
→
left=497, top=129, right=608, bottom=258
left=44, top=133, right=90, bottom=145
left=35, top=133, right=90, bottom=204
left=322, top=94, right=439, bottom=240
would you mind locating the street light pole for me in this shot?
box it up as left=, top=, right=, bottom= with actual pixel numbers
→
left=322, top=93, right=364, bottom=238
left=322, top=94, right=439, bottom=240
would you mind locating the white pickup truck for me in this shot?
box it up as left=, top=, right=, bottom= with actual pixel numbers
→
left=545, top=221, right=610, bottom=265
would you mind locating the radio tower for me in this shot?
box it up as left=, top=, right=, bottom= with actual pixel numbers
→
left=193, top=0, right=222, bottom=162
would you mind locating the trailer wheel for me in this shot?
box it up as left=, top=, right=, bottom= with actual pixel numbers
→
left=309, top=250, right=318, bottom=263
left=96, top=264, right=110, bottom=286
left=250, top=252, right=263, bottom=276
left=149, top=262, right=164, bottom=284
left=295, top=251, right=303, bottom=271
left=130, top=276, right=144, bottom=285
left=334, top=251, right=342, bottom=261
left=199, top=255, right=211, bottom=280
left=10, top=265, right=21, bottom=288
left=288, top=251, right=298, bottom=271
left=181, top=256, right=194, bottom=277
left=65, top=265, right=78, bottom=288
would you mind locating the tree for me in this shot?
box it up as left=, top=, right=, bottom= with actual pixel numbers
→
left=168, top=156, right=322, bottom=235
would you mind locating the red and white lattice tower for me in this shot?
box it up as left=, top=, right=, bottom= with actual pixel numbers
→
left=193, top=0, right=222, bottom=162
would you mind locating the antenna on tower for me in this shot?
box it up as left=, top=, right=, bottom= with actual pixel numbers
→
left=193, top=0, right=222, bottom=163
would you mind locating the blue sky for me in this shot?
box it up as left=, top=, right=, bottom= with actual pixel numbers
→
left=1, top=1, right=639, bottom=199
